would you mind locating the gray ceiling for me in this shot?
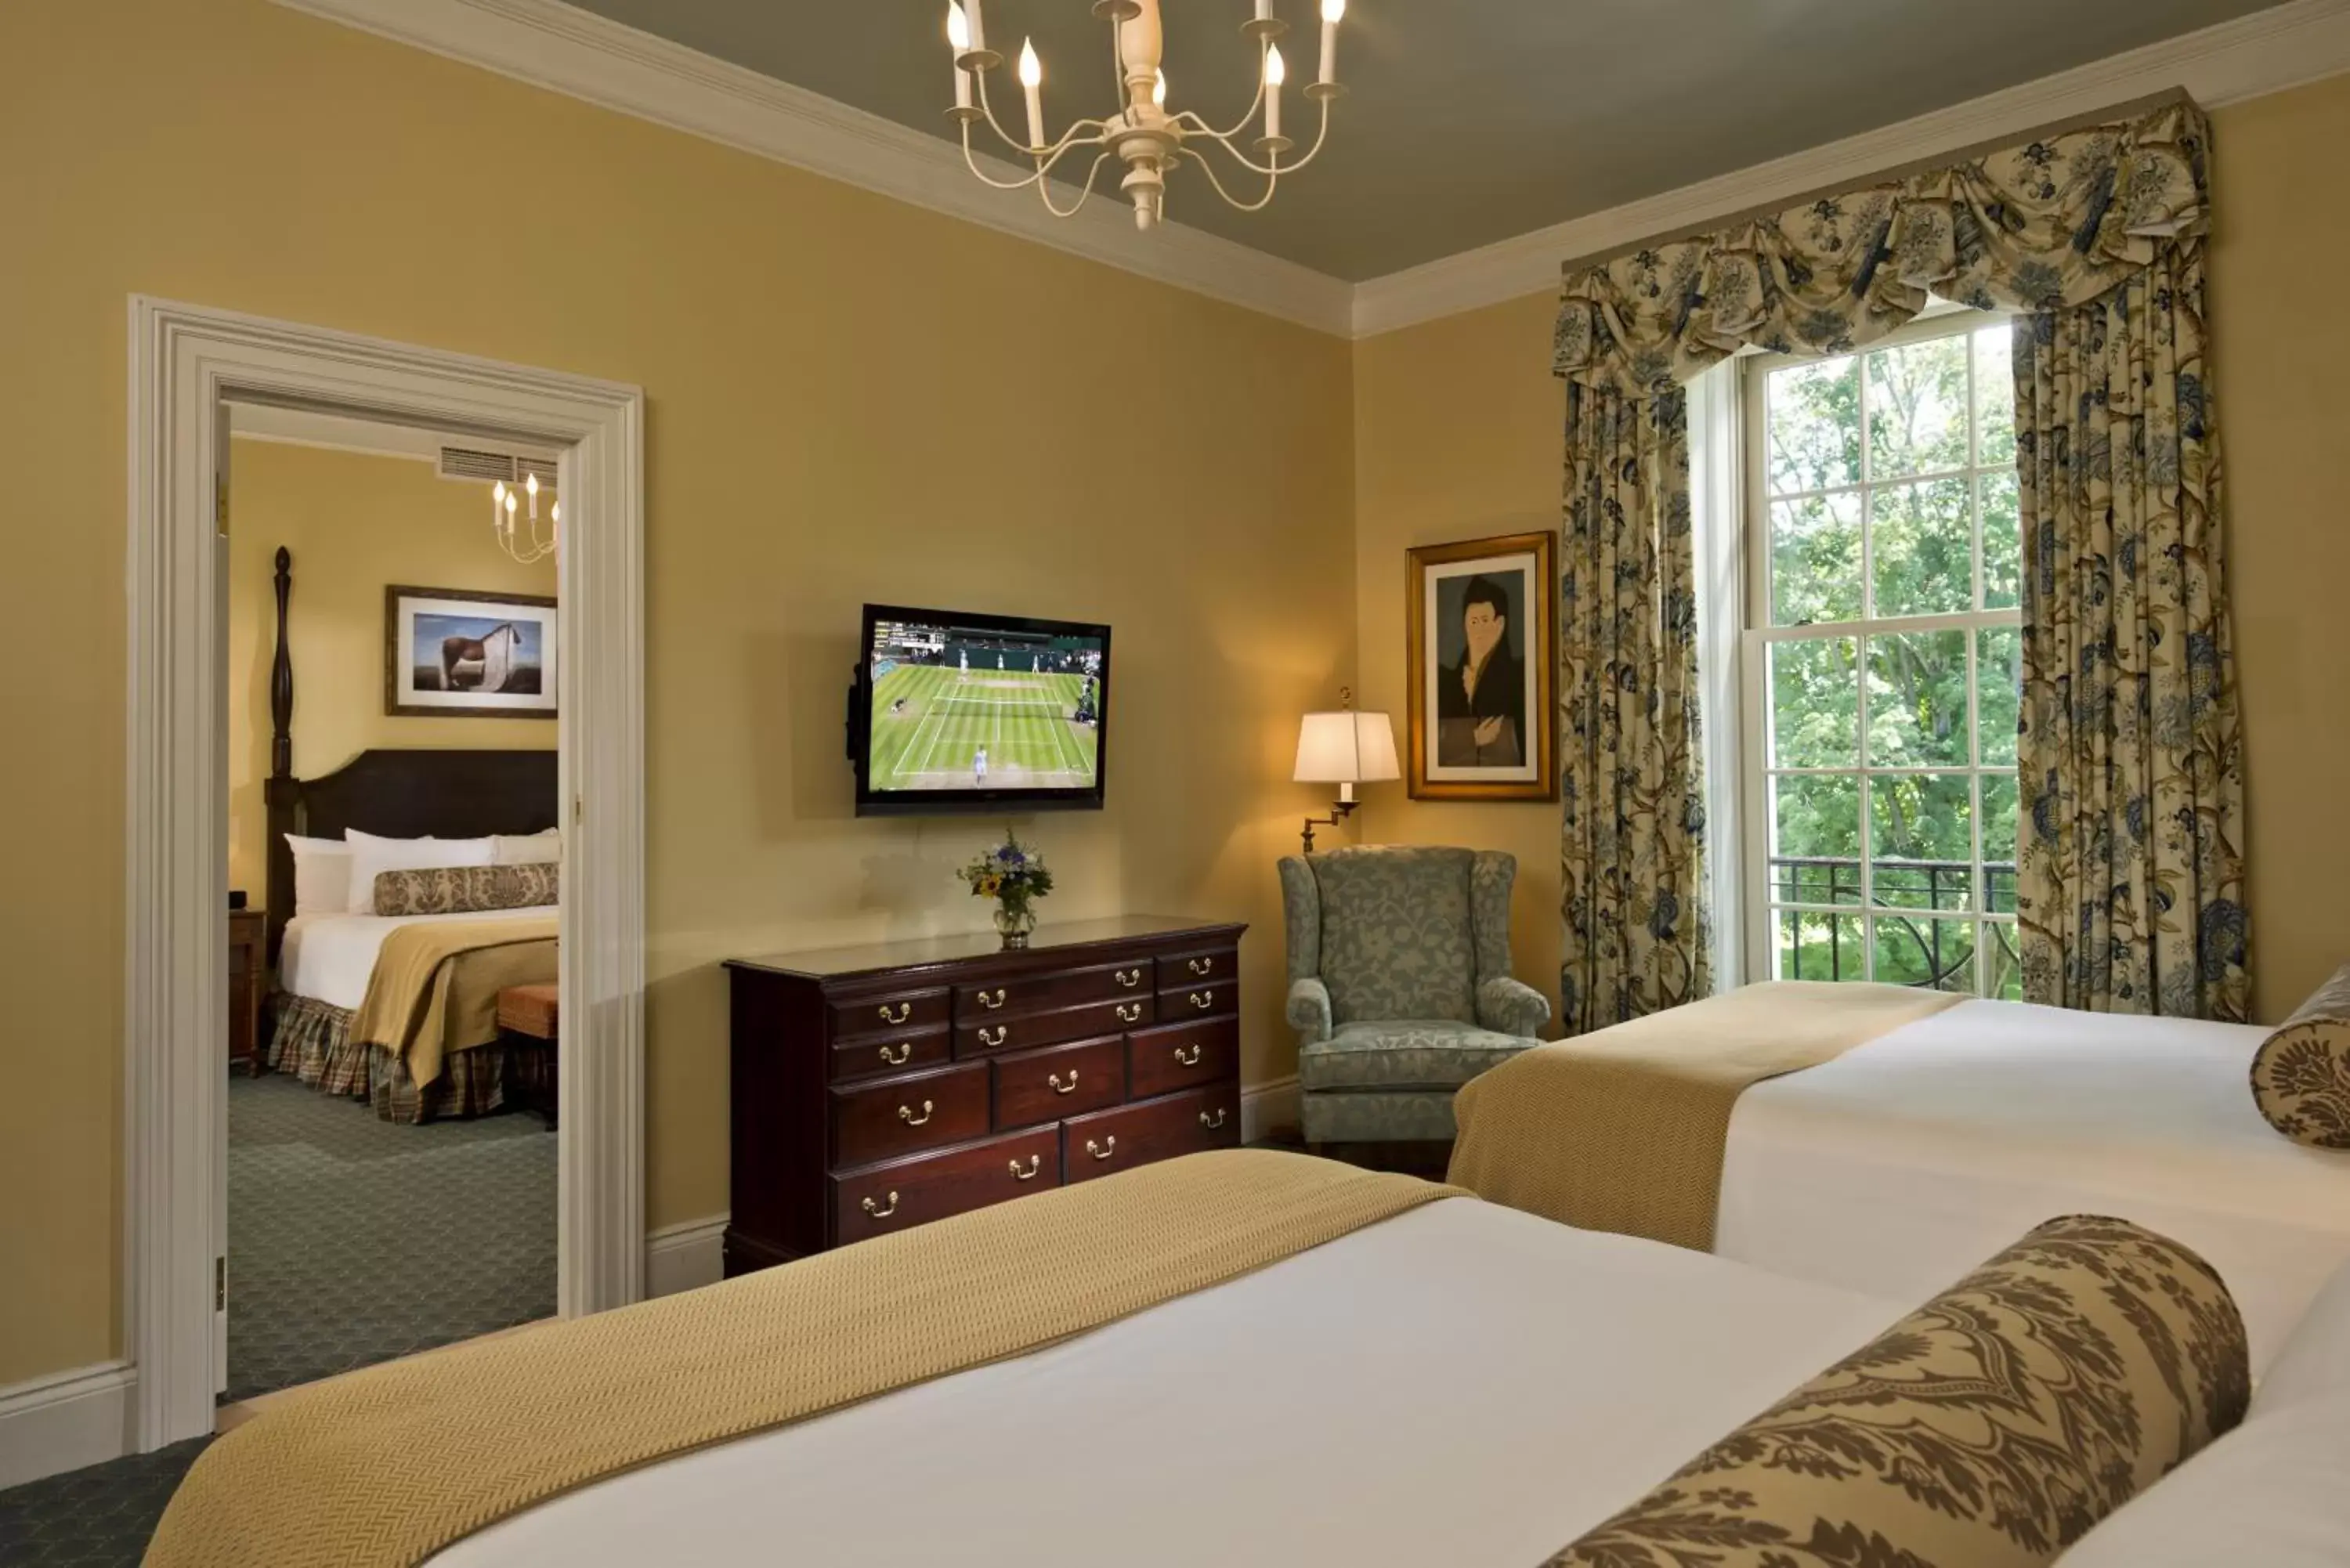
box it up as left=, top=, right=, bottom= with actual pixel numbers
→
left=565, top=0, right=2281, bottom=280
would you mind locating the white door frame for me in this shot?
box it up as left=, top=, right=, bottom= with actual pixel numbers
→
left=125, top=296, right=646, bottom=1451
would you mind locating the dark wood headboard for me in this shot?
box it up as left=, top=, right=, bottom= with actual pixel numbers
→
left=262, top=547, right=559, bottom=963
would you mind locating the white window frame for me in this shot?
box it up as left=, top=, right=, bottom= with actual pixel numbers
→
left=1736, top=307, right=2022, bottom=995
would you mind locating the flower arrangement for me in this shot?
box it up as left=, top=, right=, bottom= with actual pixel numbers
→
left=959, top=828, right=1054, bottom=948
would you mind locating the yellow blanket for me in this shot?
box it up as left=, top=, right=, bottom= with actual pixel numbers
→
left=145, top=1150, right=1459, bottom=1568
left=1448, top=981, right=1964, bottom=1250
left=349, top=916, right=559, bottom=1088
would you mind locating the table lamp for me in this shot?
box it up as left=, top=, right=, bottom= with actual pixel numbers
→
left=1292, top=689, right=1399, bottom=854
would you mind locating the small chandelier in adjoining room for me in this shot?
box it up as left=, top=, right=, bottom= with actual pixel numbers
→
left=489, top=471, right=557, bottom=565
left=944, top=0, right=1347, bottom=232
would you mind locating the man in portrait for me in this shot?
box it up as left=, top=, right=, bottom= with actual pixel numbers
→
left=1436, top=574, right=1524, bottom=768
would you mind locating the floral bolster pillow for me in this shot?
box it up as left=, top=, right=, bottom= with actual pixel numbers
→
left=1544, top=1214, right=2250, bottom=1568
left=371, top=862, right=558, bottom=919
left=2251, top=963, right=2350, bottom=1148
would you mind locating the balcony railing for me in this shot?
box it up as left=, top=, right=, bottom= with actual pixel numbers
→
left=1770, top=857, right=2019, bottom=993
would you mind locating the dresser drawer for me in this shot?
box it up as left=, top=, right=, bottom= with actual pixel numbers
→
left=1127, top=1015, right=1239, bottom=1100
left=992, top=1035, right=1127, bottom=1129
left=955, top=995, right=1155, bottom=1059
left=830, top=988, right=952, bottom=1041
left=831, top=1060, right=990, bottom=1169
left=1156, top=946, right=1237, bottom=992
left=956, top=959, right=1152, bottom=1023
left=830, top=1125, right=1061, bottom=1245
left=1157, top=980, right=1237, bottom=1024
left=830, top=1028, right=952, bottom=1084
left=1061, top=1084, right=1242, bottom=1185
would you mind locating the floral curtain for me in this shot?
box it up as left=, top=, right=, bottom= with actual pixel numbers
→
left=2015, top=244, right=2248, bottom=1020
left=1559, top=382, right=1708, bottom=1033
left=1549, top=93, right=2247, bottom=1022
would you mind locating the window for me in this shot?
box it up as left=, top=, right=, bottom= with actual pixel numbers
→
left=1740, top=315, right=2023, bottom=997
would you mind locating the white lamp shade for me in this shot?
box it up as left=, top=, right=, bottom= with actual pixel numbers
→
left=1293, top=710, right=1401, bottom=785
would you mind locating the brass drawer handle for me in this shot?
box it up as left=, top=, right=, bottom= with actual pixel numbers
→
left=877, top=1001, right=913, bottom=1024
left=898, top=1100, right=935, bottom=1126
left=1009, top=1154, right=1043, bottom=1181
left=979, top=1025, right=1008, bottom=1048
left=1049, top=1070, right=1081, bottom=1095
left=1115, top=967, right=1144, bottom=988
left=878, top=1041, right=913, bottom=1066
left=862, top=1190, right=900, bottom=1219
left=1199, top=1108, right=1227, bottom=1130
left=1174, top=1043, right=1203, bottom=1068
left=977, top=988, right=1007, bottom=1010
left=1086, top=1135, right=1118, bottom=1162
left=1188, top=956, right=1214, bottom=976
left=1115, top=1003, right=1142, bottom=1024
left=1190, top=990, right=1215, bottom=1011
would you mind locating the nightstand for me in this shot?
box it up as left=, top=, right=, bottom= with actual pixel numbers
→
left=229, top=908, right=266, bottom=1075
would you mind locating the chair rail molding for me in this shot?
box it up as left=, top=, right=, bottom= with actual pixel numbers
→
left=126, top=296, right=646, bottom=1453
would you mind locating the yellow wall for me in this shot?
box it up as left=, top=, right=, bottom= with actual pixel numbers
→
left=226, top=441, right=560, bottom=900
left=0, top=0, right=1354, bottom=1386
left=1347, top=74, right=2350, bottom=1032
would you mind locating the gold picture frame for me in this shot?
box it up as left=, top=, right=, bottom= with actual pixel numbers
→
left=1406, top=531, right=1556, bottom=801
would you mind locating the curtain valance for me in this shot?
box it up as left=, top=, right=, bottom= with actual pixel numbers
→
left=1552, top=96, right=2211, bottom=396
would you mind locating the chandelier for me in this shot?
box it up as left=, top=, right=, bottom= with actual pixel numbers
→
left=488, top=471, right=557, bottom=565
left=944, top=0, right=1347, bottom=231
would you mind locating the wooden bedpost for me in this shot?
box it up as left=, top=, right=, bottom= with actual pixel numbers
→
left=263, top=547, right=297, bottom=965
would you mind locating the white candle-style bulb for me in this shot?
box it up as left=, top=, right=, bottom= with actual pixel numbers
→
left=1319, top=0, right=1343, bottom=84
left=1264, top=43, right=1285, bottom=139
left=491, top=480, right=506, bottom=531
left=1018, top=38, right=1044, bottom=150
left=525, top=470, right=539, bottom=518
left=504, top=489, right=518, bottom=538
left=964, top=0, right=985, bottom=52
left=1265, top=42, right=1286, bottom=85
left=1152, top=69, right=1166, bottom=108
left=1321, top=0, right=1346, bottom=18
left=946, top=0, right=968, bottom=49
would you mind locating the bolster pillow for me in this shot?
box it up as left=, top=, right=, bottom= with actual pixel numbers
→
left=371, top=862, right=559, bottom=919
left=1546, top=1214, right=2250, bottom=1568
left=2251, top=963, right=2350, bottom=1148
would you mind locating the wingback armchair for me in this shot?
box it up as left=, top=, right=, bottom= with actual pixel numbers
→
left=1278, top=844, right=1552, bottom=1148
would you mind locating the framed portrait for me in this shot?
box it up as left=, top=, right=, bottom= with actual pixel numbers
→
left=385, top=585, right=559, bottom=718
left=1406, top=531, right=1556, bottom=800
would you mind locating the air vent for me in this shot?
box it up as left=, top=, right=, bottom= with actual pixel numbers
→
left=517, top=456, right=559, bottom=488
left=439, top=445, right=520, bottom=483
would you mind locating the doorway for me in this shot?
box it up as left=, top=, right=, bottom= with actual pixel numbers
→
left=125, top=298, right=647, bottom=1451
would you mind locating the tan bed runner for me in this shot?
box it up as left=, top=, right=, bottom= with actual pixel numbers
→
left=1448, top=981, right=1963, bottom=1251
left=145, top=1149, right=1459, bottom=1568
left=349, top=916, right=559, bottom=1088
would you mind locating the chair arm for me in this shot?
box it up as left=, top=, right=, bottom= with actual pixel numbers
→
left=1475, top=976, right=1552, bottom=1040
left=1286, top=977, right=1334, bottom=1045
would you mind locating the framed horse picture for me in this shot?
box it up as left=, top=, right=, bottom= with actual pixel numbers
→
left=385, top=585, right=559, bottom=718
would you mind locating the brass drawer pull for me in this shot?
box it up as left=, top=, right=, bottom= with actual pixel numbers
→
left=1174, top=1043, right=1203, bottom=1068
left=1115, top=1003, right=1142, bottom=1024
left=1199, top=1108, right=1227, bottom=1130
left=977, top=988, right=1007, bottom=1010
left=1086, top=1135, right=1118, bottom=1162
left=1009, top=1154, right=1043, bottom=1181
left=862, top=1190, right=900, bottom=1219
left=878, top=1041, right=913, bottom=1066
left=1188, top=956, right=1214, bottom=976
left=877, top=1001, right=913, bottom=1025
left=1049, top=1070, right=1081, bottom=1095
left=898, top=1100, right=935, bottom=1126
left=1190, top=990, right=1215, bottom=1011
left=979, top=1025, right=1008, bottom=1048
left=1115, top=967, right=1144, bottom=988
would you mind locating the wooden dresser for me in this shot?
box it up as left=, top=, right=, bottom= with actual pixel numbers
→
left=723, top=915, right=1246, bottom=1275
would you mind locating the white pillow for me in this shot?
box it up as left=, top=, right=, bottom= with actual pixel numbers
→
left=493, top=830, right=562, bottom=866
left=2057, top=1263, right=2350, bottom=1567
left=344, top=830, right=496, bottom=915
left=284, top=833, right=351, bottom=918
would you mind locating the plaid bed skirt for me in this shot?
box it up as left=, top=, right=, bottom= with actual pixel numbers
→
left=266, top=992, right=513, bottom=1125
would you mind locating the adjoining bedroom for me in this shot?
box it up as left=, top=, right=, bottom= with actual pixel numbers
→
left=218, top=407, right=563, bottom=1406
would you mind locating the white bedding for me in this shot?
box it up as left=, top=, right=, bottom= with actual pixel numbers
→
left=437, top=1198, right=1906, bottom=1567
left=1716, top=997, right=2350, bottom=1372
left=278, top=906, right=558, bottom=1012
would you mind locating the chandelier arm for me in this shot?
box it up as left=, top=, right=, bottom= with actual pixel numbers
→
left=1036, top=152, right=1115, bottom=219
left=960, top=125, right=1052, bottom=191
left=1181, top=93, right=1333, bottom=179
left=971, top=63, right=1108, bottom=164
left=1184, top=142, right=1280, bottom=214
left=1169, top=67, right=1267, bottom=146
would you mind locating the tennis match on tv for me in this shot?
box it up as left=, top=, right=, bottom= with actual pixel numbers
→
left=864, top=612, right=1105, bottom=794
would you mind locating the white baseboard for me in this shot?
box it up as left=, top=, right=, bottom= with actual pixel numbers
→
left=1242, top=1075, right=1300, bottom=1145
left=0, top=1361, right=137, bottom=1490
left=645, top=1214, right=730, bottom=1299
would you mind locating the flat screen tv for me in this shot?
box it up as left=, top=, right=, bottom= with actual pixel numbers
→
left=851, top=603, right=1111, bottom=816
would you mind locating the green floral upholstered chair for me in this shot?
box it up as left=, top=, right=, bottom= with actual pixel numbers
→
left=1278, top=844, right=1551, bottom=1151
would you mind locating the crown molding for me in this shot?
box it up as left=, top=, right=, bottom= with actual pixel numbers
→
left=270, top=0, right=1356, bottom=337
left=1352, top=0, right=2350, bottom=338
